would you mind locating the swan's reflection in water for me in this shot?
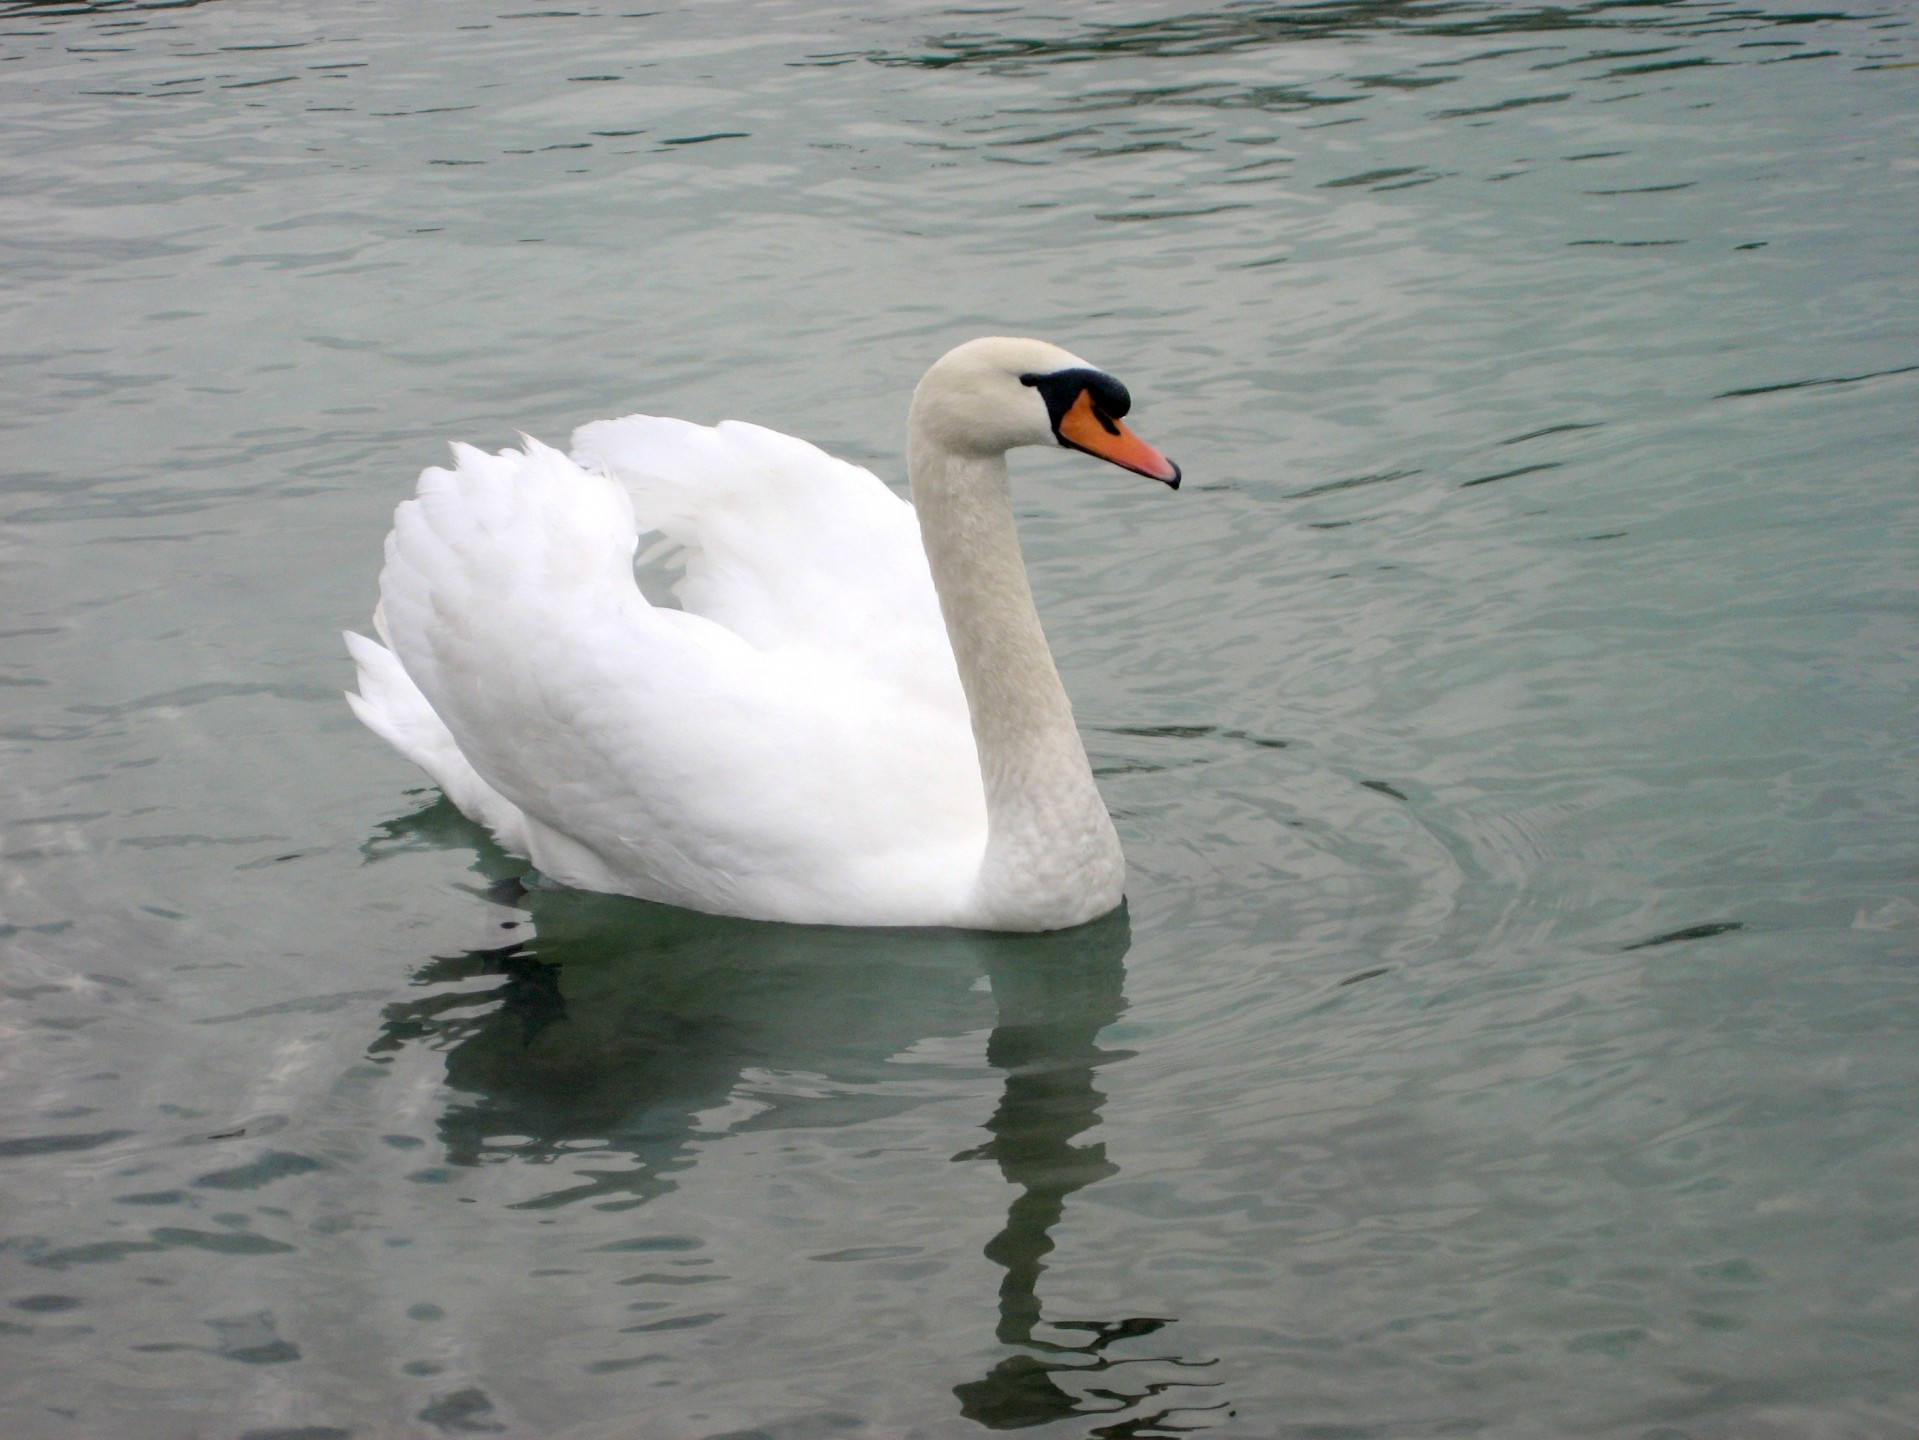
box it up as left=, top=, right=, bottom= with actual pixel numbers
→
left=366, top=798, right=1223, bottom=1433
left=958, top=943, right=1224, bottom=1435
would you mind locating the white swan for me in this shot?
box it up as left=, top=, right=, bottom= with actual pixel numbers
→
left=346, top=337, right=1180, bottom=932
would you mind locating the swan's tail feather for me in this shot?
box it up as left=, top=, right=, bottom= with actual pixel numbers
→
left=344, top=628, right=535, bottom=857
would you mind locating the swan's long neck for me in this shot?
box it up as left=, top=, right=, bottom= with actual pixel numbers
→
left=908, top=433, right=1124, bottom=930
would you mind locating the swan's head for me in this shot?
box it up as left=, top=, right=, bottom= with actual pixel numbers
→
left=911, top=336, right=1181, bottom=489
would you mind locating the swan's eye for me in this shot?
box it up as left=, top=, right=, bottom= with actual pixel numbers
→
left=1024, top=367, right=1132, bottom=434
left=1082, top=372, right=1131, bottom=419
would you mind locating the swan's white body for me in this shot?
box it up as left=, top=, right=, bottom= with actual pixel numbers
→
left=347, top=338, right=1174, bottom=932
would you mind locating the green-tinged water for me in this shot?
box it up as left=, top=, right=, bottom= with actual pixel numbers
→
left=2, top=1, right=1915, bottom=1436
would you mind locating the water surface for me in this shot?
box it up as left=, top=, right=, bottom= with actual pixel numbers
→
left=2, top=1, right=1915, bottom=1436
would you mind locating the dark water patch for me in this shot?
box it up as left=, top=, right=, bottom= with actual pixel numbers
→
left=811, top=1245, right=921, bottom=1262
left=0, top=1129, right=134, bottom=1160
left=235, top=851, right=316, bottom=870
left=1338, top=967, right=1391, bottom=987
left=193, top=1150, right=325, bottom=1191
left=238, top=1429, right=355, bottom=1440
left=1568, top=238, right=1687, bottom=247
left=1359, top=780, right=1408, bottom=801
left=19, top=1238, right=163, bottom=1269
left=1164, top=81, right=1361, bottom=114
left=1073, top=135, right=1218, bottom=161
left=1460, top=461, right=1562, bottom=488
left=582, top=1355, right=662, bottom=1374
left=416, top=1388, right=504, bottom=1433
left=148, top=1226, right=296, bottom=1257
left=1533, top=43, right=1681, bottom=69
left=0, top=921, right=75, bottom=940
left=1100, top=724, right=1289, bottom=751
left=1499, top=422, right=1601, bottom=445
left=989, top=125, right=1104, bottom=148
left=1225, top=154, right=1296, bottom=173
left=12, top=1294, right=82, bottom=1312
left=1355, top=70, right=1455, bottom=89
left=1715, top=363, right=1919, bottom=399
left=1621, top=922, right=1744, bottom=951
left=1320, top=166, right=1423, bottom=189
left=850, top=0, right=1821, bottom=74
left=594, top=1235, right=704, bottom=1253
left=1097, top=203, right=1252, bottom=222
left=1288, top=467, right=1422, bottom=498
left=1608, top=55, right=1720, bottom=76
left=621, top=1310, right=721, bottom=1333
left=659, top=132, right=748, bottom=147
left=211, top=1310, right=300, bottom=1364
left=1224, top=728, right=1290, bottom=751
left=1586, top=182, right=1696, bottom=194
left=1433, top=90, right=1570, bottom=117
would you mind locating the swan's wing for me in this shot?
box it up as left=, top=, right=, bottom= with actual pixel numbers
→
left=370, top=439, right=983, bottom=924
left=570, top=415, right=958, bottom=705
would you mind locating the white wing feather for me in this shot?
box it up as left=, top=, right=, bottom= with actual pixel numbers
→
left=572, top=415, right=959, bottom=703
left=348, top=428, right=986, bottom=926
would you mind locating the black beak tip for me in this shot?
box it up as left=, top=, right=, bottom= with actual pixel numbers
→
left=1163, top=463, right=1181, bottom=491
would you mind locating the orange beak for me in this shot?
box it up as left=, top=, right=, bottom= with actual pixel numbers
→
left=1056, top=389, right=1181, bottom=488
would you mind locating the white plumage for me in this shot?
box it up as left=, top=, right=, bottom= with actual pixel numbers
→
left=347, top=338, right=1180, bottom=932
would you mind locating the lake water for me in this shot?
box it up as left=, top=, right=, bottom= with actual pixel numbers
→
left=2, top=1, right=1915, bottom=1436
